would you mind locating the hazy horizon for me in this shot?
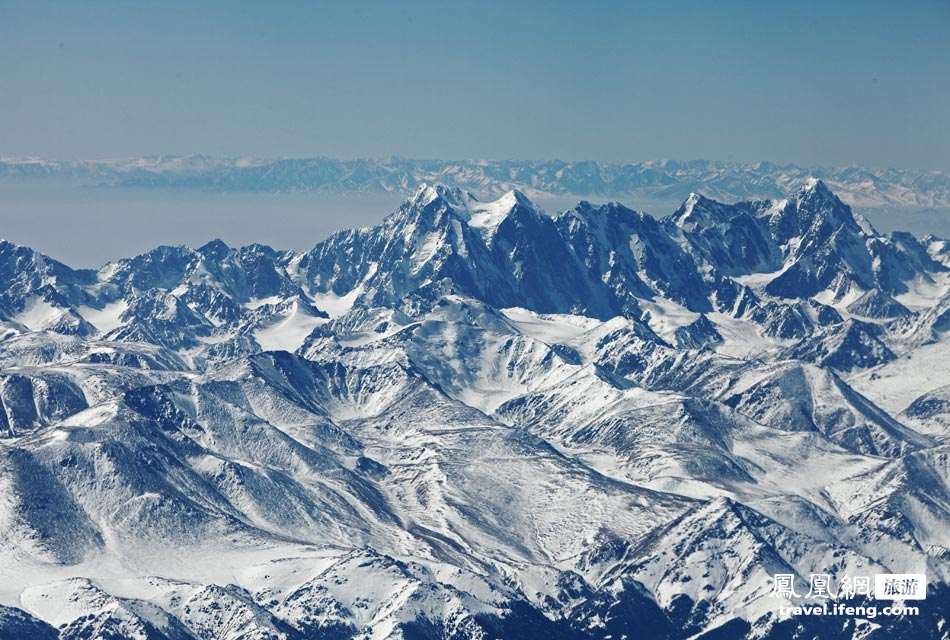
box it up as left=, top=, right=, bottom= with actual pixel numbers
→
left=3, top=0, right=949, bottom=172
left=3, top=0, right=950, bottom=263
left=5, top=153, right=950, bottom=174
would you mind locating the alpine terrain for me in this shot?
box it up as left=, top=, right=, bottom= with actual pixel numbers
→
left=2, top=180, right=950, bottom=639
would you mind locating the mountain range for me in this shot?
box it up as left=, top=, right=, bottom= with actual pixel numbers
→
left=3, top=155, right=950, bottom=210
left=2, top=180, right=950, bottom=639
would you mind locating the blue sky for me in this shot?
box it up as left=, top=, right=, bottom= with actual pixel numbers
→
left=2, top=0, right=949, bottom=170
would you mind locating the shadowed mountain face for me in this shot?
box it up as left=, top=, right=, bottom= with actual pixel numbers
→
left=2, top=181, right=950, bottom=639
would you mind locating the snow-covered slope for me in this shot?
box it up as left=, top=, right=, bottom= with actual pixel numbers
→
left=1, top=182, right=949, bottom=639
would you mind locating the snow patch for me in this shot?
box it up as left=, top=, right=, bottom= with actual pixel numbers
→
left=13, top=298, right=59, bottom=331
left=254, top=306, right=327, bottom=352
left=500, top=307, right=602, bottom=344
left=76, top=300, right=128, bottom=333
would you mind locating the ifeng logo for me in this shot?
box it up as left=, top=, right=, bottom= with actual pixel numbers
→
left=773, top=573, right=925, bottom=619
left=771, top=573, right=926, bottom=601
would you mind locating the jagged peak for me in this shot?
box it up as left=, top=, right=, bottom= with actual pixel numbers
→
left=676, top=191, right=709, bottom=215
left=569, top=198, right=636, bottom=215
left=684, top=191, right=705, bottom=206
left=499, top=188, right=536, bottom=208
left=796, top=178, right=842, bottom=206
left=388, top=184, right=480, bottom=233
left=669, top=192, right=731, bottom=230
left=383, top=184, right=549, bottom=246
left=458, top=188, right=546, bottom=239
left=406, top=183, right=540, bottom=214
left=197, top=238, right=231, bottom=259
left=380, top=184, right=464, bottom=235
left=487, top=188, right=544, bottom=216
left=802, top=176, right=829, bottom=192
left=768, top=178, right=861, bottom=239
left=120, top=243, right=195, bottom=264
left=407, top=182, right=469, bottom=209
left=557, top=200, right=654, bottom=235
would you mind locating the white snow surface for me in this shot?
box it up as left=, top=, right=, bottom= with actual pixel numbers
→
left=76, top=300, right=129, bottom=333
left=253, top=303, right=327, bottom=352
left=1, top=182, right=950, bottom=639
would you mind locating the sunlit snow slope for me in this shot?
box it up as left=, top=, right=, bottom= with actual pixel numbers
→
left=2, top=181, right=950, bottom=639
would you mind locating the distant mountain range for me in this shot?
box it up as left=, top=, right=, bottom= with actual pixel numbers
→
left=2, top=180, right=950, bottom=639
left=3, top=155, right=950, bottom=209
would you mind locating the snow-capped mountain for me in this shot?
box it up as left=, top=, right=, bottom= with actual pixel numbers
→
left=3, top=155, right=950, bottom=209
left=2, top=181, right=950, bottom=639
